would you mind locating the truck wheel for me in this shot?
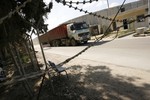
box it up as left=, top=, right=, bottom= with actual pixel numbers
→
left=52, top=41, right=55, bottom=47
left=55, top=40, right=60, bottom=47
left=65, top=40, right=70, bottom=46
left=83, top=41, right=88, bottom=44
left=49, top=41, right=53, bottom=47
left=52, top=40, right=59, bottom=47
left=70, top=39, right=77, bottom=46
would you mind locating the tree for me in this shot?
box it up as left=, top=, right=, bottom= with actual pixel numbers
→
left=0, top=0, right=50, bottom=62
left=0, top=0, right=48, bottom=45
left=0, top=0, right=50, bottom=98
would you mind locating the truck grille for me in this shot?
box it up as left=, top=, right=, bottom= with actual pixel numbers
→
left=78, top=32, right=89, bottom=37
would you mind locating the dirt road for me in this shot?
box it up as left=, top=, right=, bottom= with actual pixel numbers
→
left=36, top=49, right=150, bottom=100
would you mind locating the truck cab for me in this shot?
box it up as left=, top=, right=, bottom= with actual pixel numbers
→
left=67, top=22, right=90, bottom=45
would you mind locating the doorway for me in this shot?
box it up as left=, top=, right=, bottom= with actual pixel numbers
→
left=112, top=22, right=117, bottom=31
left=123, top=19, right=128, bottom=29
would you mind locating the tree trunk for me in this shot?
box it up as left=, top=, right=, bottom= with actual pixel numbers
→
left=23, top=41, right=38, bottom=71
left=8, top=43, right=22, bottom=75
left=29, top=36, right=40, bottom=70
left=9, top=43, right=33, bottom=97
left=4, top=23, right=33, bottom=97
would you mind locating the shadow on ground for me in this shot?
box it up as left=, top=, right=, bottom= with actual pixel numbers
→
left=0, top=65, right=150, bottom=100
left=42, top=40, right=110, bottom=48
left=82, top=40, right=110, bottom=47
left=37, top=65, right=150, bottom=100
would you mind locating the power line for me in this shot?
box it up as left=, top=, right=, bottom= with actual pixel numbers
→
left=58, top=1, right=123, bottom=22
left=56, top=0, right=98, bottom=4
left=57, top=0, right=127, bottom=66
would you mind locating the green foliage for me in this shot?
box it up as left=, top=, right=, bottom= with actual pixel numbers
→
left=22, top=55, right=30, bottom=63
left=0, top=0, right=49, bottom=46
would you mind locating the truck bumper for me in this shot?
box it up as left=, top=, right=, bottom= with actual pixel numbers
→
left=77, top=36, right=90, bottom=43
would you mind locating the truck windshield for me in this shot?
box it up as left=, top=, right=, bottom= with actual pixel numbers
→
left=73, top=23, right=89, bottom=30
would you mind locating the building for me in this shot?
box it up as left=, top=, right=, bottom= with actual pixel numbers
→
left=66, top=0, right=149, bottom=35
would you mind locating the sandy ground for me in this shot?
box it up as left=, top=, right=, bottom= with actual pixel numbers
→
left=36, top=50, right=150, bottom=100
left=1, top=45, right=149, bottom=100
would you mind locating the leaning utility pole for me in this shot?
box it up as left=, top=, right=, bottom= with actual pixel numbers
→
left=107, top=0, right=110, bottom=8
left=148, top=0, right=150, bottom=28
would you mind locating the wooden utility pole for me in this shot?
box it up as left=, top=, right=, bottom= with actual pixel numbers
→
left=107, top=0, right=110, bottom=8
left=148, top=0, right=150, bottom=28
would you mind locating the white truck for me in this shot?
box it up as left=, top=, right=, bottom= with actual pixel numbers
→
left=39, top=22, right=90, bottom=46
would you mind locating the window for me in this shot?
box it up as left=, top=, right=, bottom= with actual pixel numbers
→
left=70, top=25, right=75, bottom=31
left=123, top=19, right=128, bottom=29
left=137, top=14, right=145, bottom=22
left=73, top=22, right=89, bottom=30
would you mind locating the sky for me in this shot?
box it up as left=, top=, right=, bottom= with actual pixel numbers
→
left=32, top=0, right=139, bottom=38
left=43, top=0, right=139, bottom=30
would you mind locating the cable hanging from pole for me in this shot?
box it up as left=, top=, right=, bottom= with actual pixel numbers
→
left=55, top=0, right=98, bottom=4
left=58, top=0, right=127, bottom=66
left=57, top=1, right=123, bottom=22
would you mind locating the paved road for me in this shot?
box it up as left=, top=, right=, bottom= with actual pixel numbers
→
left=35, top=36, right=150, bottom=71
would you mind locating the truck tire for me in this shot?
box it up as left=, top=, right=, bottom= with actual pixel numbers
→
left=83, top=41, right=88, bottom=44
left=49, top=42, right=51, bottom=46
left=55, top=40, right=60, bottom=46
left=70, top=39, right=77, bottom=46
left=52, top=40, right=60, bottom=47
left=65, top=39, right=70, bottom=46
left=52, top=41, right=55, bottom=47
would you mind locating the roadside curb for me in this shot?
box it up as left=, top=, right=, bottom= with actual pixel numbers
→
left=118, top=31, right=135, bottom=38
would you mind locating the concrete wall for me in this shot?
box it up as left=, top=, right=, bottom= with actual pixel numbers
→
left=66, top=0, right=148, bottom=32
